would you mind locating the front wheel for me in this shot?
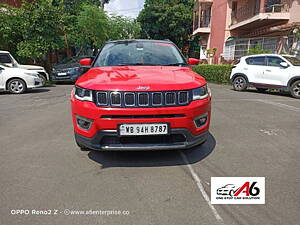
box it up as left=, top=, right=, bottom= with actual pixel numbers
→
left=8, top=79, right=26, bottom=94
left=39, top=75, right=47, bottom=86
left=233, top=76, right=248, bottom=91
left=290, top=80, right=300, bottom=99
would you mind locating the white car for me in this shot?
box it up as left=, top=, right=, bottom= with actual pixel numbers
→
left=0, top=50, right=49, bottom=86
left=230, top=54, right=300, bottom=98
left=0, top=63, right=43, bottom=94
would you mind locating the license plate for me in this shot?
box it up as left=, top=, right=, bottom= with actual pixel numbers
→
left=57, top=72, right=67, bottom=76
left=119, top=123, right=169, bottom=136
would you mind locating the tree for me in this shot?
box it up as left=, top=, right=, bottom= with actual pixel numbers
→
left=109, top=15, right=141, bottom=40
left=15, top=0, right=64, bottom=60
left=70, top=4, right=109, bottom=51
left=247, top=45, right=272, bottom=55
left=0, top=4, right=22, bottom=56
left=137, top=0, right=194, bottom=48
left=100, top=0, right=110, bottom=9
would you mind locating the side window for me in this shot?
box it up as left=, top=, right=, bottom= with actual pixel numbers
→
left=267, top=56, right=284, bottom=67
left=245, top=56, right=266, bottom=66
left=0, top=54, right=12, bottom=64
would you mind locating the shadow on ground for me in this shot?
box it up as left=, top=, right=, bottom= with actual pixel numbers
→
left=231, top=88, right=292, bottom=98
left=88, top=132, right=216, bottom=169
left=0, top=87, right=51, bottom=95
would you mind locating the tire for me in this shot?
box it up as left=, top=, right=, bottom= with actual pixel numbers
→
left=7, top=79, right=26, bottom=94
left=256, top=88, right=267, bottom=93
left=233, top=76, right=248, bottom=91
left=75, top=140, right=90, bottom=151
left=39, top=75, right=47, bottom=86
left=290, top=80, right=300, bottom=99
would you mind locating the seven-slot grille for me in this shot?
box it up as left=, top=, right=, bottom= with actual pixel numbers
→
left=95, top=90, right=191, bottom=107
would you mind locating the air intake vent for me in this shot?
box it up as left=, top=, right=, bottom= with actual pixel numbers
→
left=152, top=93, right=162, bottom=105
left=165, top=92, right=176, bottom=105
left=138, top=93, right=149, bottom=106
left=97, top=92, right=108, bottom=105
left=111, top=92, right=121, bottom=105
left=178, top=91, right=188, bottom=104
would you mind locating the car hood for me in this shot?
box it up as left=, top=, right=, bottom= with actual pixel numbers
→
left=18, top=64, right=45, bottom=71
left=53, top=63, right=80, bottom=71
left=4, top=67, right=38, bottom=75
left=76, top=66, right=206, bottom=91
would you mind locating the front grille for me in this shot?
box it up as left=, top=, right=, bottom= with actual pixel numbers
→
left=95, top=90, right=191, bottom=108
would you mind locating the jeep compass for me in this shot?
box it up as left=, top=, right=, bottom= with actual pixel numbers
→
left=71, top=39, right=211, bottom=151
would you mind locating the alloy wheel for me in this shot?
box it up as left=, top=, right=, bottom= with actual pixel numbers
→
left=233, top=76, right=247, bottom=91
left=291, top=81, right=300, bottom=98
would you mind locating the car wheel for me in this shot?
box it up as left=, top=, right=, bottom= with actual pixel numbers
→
left=256, top=88, right=267, bottom=93
left=290, top=80, right=300, bottom=99
left=39, top=75, right=47, bottom=86
left=75, top=140, right=90, bottom=151
left=233, top=76, right=248, bottom=91
left=8, top=79, right=26, bottom=94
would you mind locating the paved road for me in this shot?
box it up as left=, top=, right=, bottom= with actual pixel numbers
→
left=0, top=84, right=299, bottom=225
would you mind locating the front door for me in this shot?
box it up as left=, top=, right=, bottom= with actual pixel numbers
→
left=262, top=56, right=291, bottom=86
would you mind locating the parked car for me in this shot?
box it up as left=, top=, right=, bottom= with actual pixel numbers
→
left=0, top=51, right=50, bottom=86
left=230, top=54, right=300, bottom=98
left=0, top=63, right=43, bottom=94
left=71, top=39, right=211, bottom=151
left=52, top=56, right=89, bottom=83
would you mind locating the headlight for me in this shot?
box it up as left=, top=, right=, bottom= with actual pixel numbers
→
left=192, top=85, right=209, bottom=100
left=74, top=86, right=93, bottom=102
left=25, top=72, right=38, bottom=78
left=68, top=67, right=80, bottom=73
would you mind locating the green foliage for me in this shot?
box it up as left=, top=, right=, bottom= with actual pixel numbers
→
left=0, top=4, right=22, bottom=55
left=70, top=5, right=109, bottom=49
left=193, top=65, right=233, bottom=83
left=0, top=0, right=137, bottom=63
left=16, top=1, right=64, bottom=59
left=137, top=0, right=194, bottom=48
left=247, top=45, right=272, bottom=55
left=109, top=15, right=141, bottom=40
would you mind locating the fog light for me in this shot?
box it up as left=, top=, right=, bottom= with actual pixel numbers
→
left=194, top=114, right=208, bottom=128
left=76, top=115, right=93, bottom=131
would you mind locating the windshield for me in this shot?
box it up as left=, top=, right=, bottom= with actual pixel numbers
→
left=283, top=56, right=300, bottom=66
left=93, top=41, right=187, bottom=67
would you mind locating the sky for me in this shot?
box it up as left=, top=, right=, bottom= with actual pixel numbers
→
left=104, top=0, right=145, bottom=18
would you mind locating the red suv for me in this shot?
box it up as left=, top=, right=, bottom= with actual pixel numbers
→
left=71, top=39, right=211, bottom=151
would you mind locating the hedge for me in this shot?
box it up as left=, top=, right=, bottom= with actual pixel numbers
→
left=192, top=64, right=233, bottom=84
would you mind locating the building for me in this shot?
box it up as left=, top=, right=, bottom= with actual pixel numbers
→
left=192, top=0, right=300, bottom=63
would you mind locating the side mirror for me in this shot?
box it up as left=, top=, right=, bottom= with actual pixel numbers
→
left=188, top=58, right=200, bottom=65
left=280, top=62, right=289, bottom=68
left=79, top=58, right=92, bottom=66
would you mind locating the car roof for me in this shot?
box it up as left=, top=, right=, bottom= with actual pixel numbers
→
left=242, top=53, right=291, bottom=58
left=0, top=50, right=10, bottom=54
left=105, top=39, right=174, bottom=44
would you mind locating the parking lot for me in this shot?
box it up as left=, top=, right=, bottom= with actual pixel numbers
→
left=0, top=83, right=299, bottom=225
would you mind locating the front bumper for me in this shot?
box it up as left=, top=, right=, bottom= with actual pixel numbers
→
left=27, top=78, right=43, bottom=88
left=75, top=129, right=208, bottom=151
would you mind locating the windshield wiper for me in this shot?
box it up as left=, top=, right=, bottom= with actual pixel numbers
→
left=161, top=63, right=188, bottom=66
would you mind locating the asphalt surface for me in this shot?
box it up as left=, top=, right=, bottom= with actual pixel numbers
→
left=0, top=84, right=299, bottom=225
